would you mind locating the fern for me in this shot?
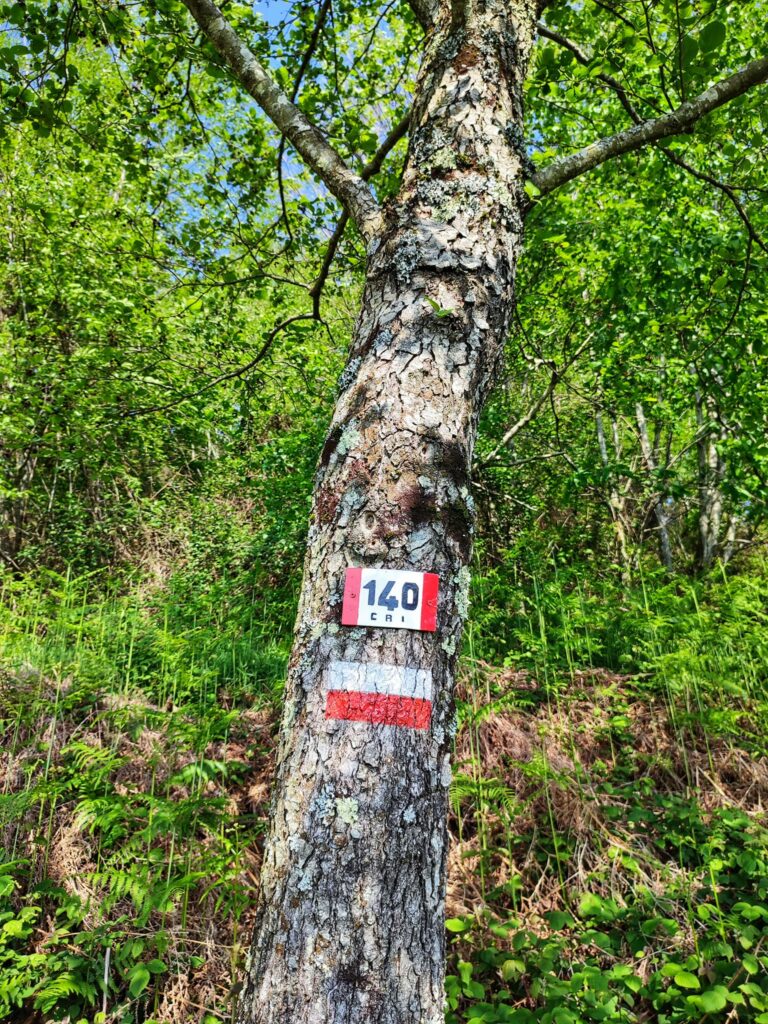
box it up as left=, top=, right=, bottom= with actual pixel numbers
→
left=33, top=972, right=97, bottom=1013
left=450, top=773, right=523, bottom=817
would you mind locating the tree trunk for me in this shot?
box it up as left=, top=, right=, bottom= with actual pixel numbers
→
left=595, top=409, right=631, bottom=577
left=237, top=5, right=539, bottom=1022
left=695, top=389, right=725, bottom=572
left=722, top=513, right=741, bottom=565
left=635, top=402, right=674, bottom=571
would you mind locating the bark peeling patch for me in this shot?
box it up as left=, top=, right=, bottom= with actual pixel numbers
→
left=452, top=42, right=482, bottom=74
left=319, top=424, right=344, bottom=468
left=315, top=486, right=340, bottom=526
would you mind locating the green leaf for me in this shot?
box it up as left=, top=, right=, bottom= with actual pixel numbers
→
left=458, top=959, right=473, bottom=986
left=501, top=958, right=526, bottom=981
left=698, top=986, right=728, bottom=1012
left=744, top=954, right=760, bottom=975
left=699, top=21, right=726, bottom=53
left=147, top=959, right=167, bottom=974
left=544, top=910, right=574, bottom=930
left=2, top=917, right=27, bottom=937
left=128, top=966, right=151, bottom=998
left=446, top=917, right=471, bottom=933
left=675, top=972, right=701, bottom=990
left=679, top=34, right=699, bottom=67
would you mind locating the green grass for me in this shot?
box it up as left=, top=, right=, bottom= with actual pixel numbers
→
left=0, top=570, right=283, bottom=1022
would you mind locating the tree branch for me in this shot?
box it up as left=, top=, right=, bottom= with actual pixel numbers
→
left=479, top=337, right=591, bottom=467
left=309, top=112, right=411, bottom=314
left=181, top=0, right=383, bottom=241
left=480, top=380, right=555, bottom=466
left=536, top=22, right=642, bottom=123
left=361, top=111, right=412, bottom=181
left=532, top=55, right=768, bottom=196
left=125, top=314, right=315, bottom=417
left=658, top=148, right=768, bottom=254
left=310, top=214, right=348, bottom=316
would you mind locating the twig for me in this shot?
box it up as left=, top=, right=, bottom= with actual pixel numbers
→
left=125, top=313, right=315, bottom=417
left=309, top=111, right=410, bottom=314
left=479, top=337, right=591, bottom=466
left=536, top=22, right=643, bottom=123
left=276, top=0, right=333, bottom=243
left=658, top=147, right=768, bottom=254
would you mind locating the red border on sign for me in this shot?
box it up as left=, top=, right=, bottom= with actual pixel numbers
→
left=326, top=690, right=431, bottom=730
left=420, top=572, right=439, bottom=632
left=341, top=567, right=362, bottom=626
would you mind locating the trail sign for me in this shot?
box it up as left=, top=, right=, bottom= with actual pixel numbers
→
left=341, top=567, right=439, bottom=632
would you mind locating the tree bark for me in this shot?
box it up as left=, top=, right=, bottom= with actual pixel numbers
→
left=635, top=402, right=674, bottom=571
left=722, top=512, right=741, bottom=565
left=595, top=410, right=631, bottom=577
left=695, top=389, right=725, bottom=572
left=237, top=4, right=539, bottom=1022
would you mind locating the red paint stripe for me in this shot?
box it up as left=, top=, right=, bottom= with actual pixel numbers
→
left=420, top=573, right=439, bottom=632
left=326, top=690, right=432, bottom=730
left=341, top=567, right=362, bottom=626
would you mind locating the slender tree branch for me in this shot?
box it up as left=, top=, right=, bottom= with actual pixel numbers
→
left=277, top=0, right=333, bottom=243
left=658, top=148, right=768, bottom=254
left=536, top=22, right=642, bottom=123
left=181, top=0, right=383, bottom=241
left=125, top=314, right=316, bottom=417
left=640, top=0, right=675, bottom=111
left=361, top=111, right=411, bottom=181
left=590, top=0, right=638, bottom=33
left=488, top=450, right=566, bottom=469
left=544, top=32, right=765, bottom=249
left=309, top=112, right=411, bottom=314
left=310, top=214, right=348, bottom=317
left=479, top=337, right=591, bottom=467
left=480, top=383, right=554, bottom=466
left=532, top=55, right=768, bottom=196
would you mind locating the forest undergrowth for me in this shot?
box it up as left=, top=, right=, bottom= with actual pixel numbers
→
left=2, top=562, right=767, bottom=1024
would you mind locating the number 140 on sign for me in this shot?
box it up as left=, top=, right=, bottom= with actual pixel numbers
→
left=341, top=567, right=439, bottom=632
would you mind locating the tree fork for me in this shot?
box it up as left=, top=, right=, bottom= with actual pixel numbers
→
left=237, top=4, right=540, bottom=1021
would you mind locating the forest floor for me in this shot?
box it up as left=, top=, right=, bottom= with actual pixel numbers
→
left=2, top=571, right=768, bottom=1023
left=1, top=630, right=768, bottom=1024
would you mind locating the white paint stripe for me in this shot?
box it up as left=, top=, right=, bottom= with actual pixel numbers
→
left=327, top=661, right=433, bottom=702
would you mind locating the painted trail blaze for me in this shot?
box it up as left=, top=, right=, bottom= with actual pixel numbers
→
left=325, top=661, right=433, bottom=730
left=341, top=567, right=439, bottom=631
